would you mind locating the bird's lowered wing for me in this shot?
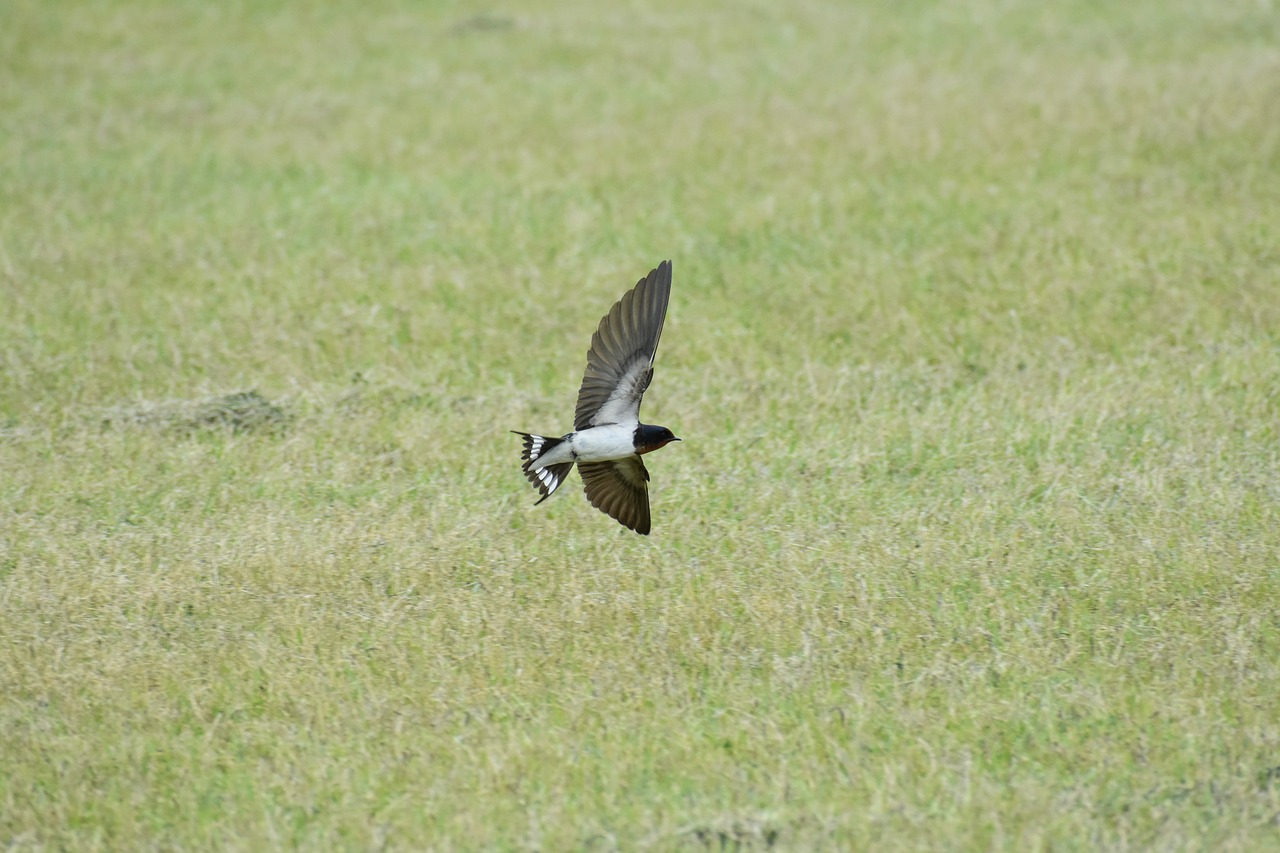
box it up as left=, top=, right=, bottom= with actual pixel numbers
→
left=578, top=457, right=652, bottom=534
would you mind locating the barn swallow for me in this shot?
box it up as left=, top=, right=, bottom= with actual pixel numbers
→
left=513, top=260, right=680, bottom=534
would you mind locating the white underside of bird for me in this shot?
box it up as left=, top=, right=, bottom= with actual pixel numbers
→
left=527, top=423, right=636, bottom=469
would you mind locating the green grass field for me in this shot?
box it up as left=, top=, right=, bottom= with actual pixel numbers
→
left=3, top=0, right=1279, bottom=848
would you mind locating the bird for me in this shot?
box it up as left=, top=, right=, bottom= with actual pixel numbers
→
left=512, top=260, right=680, bottom=535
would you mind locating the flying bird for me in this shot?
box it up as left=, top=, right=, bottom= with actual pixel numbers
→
left=513, top=261, right=680, bottom=534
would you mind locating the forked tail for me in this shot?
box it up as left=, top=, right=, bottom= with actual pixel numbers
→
left=512, top=431, right=574, bottom=505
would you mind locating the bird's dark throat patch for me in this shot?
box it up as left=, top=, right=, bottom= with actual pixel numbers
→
left=637, top=437, right=679, bottom=455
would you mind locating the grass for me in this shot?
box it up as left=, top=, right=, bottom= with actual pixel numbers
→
left=2, top=0, right=1279, bottom=848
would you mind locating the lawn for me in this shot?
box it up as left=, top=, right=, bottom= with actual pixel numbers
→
left=2, top=0, right=1278, bottom=849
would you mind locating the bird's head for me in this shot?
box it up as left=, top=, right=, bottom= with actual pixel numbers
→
left=634, top=424, right=681, bottom=455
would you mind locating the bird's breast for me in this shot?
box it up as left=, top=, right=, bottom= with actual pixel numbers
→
left=568, top=424, right=639, bottom=463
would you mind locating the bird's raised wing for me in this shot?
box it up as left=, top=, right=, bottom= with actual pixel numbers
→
left=578, top=457, right=651, bottom=534
left=573, top=261, right=672, bottom=430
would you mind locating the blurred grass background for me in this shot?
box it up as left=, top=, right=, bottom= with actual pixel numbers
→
left=2, top=0, right=1278, bottom=849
